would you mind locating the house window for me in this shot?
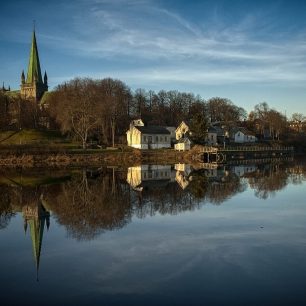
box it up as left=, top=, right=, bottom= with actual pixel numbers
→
left=144, top=136, right=147, bottom=142
left=160, top=136, right=163, bottom=142
left=156, top=136, right=158, bottom=142
left=165, top=136, right=168, bottom=142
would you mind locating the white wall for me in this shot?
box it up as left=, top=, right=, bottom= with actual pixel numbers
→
left=234, top=132, right=245, bottom=143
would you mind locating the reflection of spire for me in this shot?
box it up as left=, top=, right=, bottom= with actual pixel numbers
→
left=23, top=200, right=50, bottom=281
left=24, top=218, right=28, bottom=234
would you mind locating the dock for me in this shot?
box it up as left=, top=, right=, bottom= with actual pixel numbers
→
left=197, top=145, right=294, bottom=164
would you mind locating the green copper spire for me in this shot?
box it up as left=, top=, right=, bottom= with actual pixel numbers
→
left=26, top=30, right=43, bottom=84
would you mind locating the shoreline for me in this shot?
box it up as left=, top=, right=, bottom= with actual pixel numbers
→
left=0, top=149, right=190, bottom=168
left=0, top=145, right=300, bottom=168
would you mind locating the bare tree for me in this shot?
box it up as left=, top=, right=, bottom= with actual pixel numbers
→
left=49, top=78, right=102, bottom=149
left=291, top=113, right=306, bottom=133
left=97, top=78, right=131, bottom=146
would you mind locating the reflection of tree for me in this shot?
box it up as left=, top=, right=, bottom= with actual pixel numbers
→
left=188, top=170, right=247, bottom=204
left=1, top=161, right=305, bottom=239
left=206, top=173, right=247, bottom=204
left=48, top=169, right=132, bottom=240
left=287, top=163, right=306, bottom=185
left=248, top=164, right=289, bottom=199
left=130, top=168, right=247, bottom=214
left=0, top=186, right=15, bottom=229
left=132, top=182, right=197, bottom=218
left=188, top=170, right=209, bottom=199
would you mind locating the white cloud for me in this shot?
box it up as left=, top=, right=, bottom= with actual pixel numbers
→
left=39, top=0, right=306, bottom=87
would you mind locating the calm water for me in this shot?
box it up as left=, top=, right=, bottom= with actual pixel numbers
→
left=1, top=160, right=306, bottom=306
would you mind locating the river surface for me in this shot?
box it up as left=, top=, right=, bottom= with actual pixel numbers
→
left=0, top=160, right=306, bottom=306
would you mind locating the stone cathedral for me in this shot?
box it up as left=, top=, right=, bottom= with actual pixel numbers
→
left=20, top=29, right=48, bottom=101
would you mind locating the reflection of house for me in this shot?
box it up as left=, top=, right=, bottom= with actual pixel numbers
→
left=230, top=127, right=257, bottom=143
left=23, top=198, right=50, bottom=280
left=174, top=163, right=192, bottom=174
left=233, top=165, right=257, bottom=177
left=126, top=120, right=171, bottom=149
left=174, top=136, right=191, bottom=151
left=175, top=164, right=192, bottom=189
left=202, top=166, right=228, bottom=181
left=127, top=165, right=173, bottom=191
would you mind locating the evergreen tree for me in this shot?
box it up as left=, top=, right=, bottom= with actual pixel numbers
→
left=189, top=112, right=209, bottom=144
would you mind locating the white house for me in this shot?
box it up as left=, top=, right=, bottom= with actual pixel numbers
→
left=166, top=126, right=177, bottom=143
left=174, top=136, right=192, bottom=151
left=231, top=128, right=257, bottom=143
left=126, top=120, right=171, bottom=149
left=175, top=121, right=191, bottom=140
left=206, top=127, right=218, bottom=146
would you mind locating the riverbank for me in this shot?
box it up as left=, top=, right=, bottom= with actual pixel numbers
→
left=0, top=144, right=299, bottom=168
left=0, top=148, right=191, bottom=167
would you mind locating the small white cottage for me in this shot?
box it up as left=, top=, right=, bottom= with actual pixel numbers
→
left=231, top=128, right=257, bottom=143
left=126, top=120, right=171, bottom=149
left=174, top=136, right=192, bottom=151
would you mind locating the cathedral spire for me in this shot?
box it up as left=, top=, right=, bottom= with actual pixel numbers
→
left=26, top=29, right=43, bottom=84
left=20, top=27, right=48, bottom=101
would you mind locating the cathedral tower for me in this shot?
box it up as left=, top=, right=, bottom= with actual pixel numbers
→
left=20, top=29, right=48, bottom=101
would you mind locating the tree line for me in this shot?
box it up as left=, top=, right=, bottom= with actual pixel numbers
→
left=1, top=77, right=306, bottom=147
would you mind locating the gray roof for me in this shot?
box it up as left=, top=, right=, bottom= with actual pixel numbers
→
left=230, top=127, right=255, bottom=136
left=178, top=136, right=192, bottom=144
left=135, top=126, right=171, bottom=134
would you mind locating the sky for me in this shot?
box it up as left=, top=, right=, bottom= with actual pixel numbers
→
left=0, top=0, right=306, bottom=116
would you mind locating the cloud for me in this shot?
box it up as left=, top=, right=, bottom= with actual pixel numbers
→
left=38, top=0, right=306, bottom=88
left=4, top=0, right=302, bottom=91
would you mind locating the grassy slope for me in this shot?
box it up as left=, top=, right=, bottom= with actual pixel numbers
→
left=0, top=129, right=73, bottom=146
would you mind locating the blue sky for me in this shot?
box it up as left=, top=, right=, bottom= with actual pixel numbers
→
left=0, top=0, right=306, bottom=115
